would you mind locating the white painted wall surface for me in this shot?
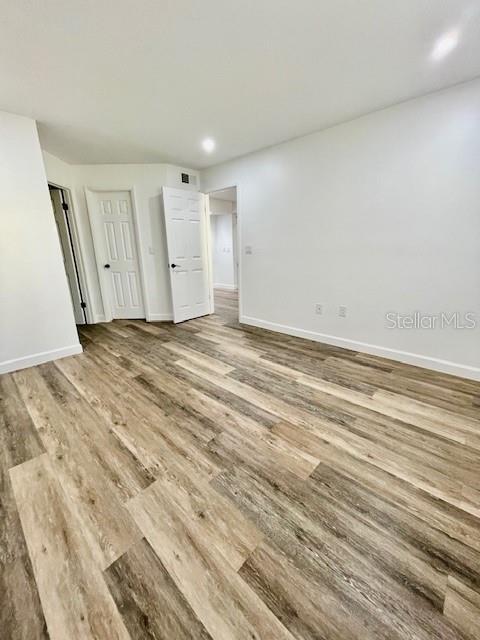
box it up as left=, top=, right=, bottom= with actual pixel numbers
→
left=211, top=213, right=236, bottom=289
left=42, top=154, right=199, bottom=322
left=201, top=79, right=480, bottom=379
left=0, top=112, right=81, bottom=373
left=209, top=197, right=234, bottom=215
left=43, top=149, right=74, bottom=188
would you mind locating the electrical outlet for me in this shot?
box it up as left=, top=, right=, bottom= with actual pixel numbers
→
left=245, top=245, right=253, bottom=255
left=315, top=303, right=323, bottom=315
left=339, top=305, right=347, bottom=318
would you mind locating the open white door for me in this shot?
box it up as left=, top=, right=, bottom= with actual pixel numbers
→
left=50, top=188, right=86, bottom=324
left=163, top=187, right=211, bottom=323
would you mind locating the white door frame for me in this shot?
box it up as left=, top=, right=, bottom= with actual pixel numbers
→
left=204, top=193, right=215, bottom=314
left=205, top=183, right=242, bottom=319
left=85, top=186, right=150, bottom=322
left=48, top=182, right=94, bottom=324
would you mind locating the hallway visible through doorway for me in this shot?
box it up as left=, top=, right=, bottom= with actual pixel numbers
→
left=208, top=187, right=238, bottom=296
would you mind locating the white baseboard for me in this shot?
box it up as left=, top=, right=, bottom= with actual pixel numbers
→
left=213, top=283, right=237, bottom=291
left=240, top=315, right=480, bottom=382
left=147, top=313, right=173, bottom=322
left=93, top=314, right=107, bottom=323
left=0, top=344, right=83, bottom=375
left=94, top=312, right=173, bottom=323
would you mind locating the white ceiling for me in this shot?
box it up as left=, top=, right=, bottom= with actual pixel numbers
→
left=1, top=1, right=479, bottom=169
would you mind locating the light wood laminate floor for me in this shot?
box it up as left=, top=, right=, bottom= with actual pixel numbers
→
left=1, top=289, right=480, bottom=639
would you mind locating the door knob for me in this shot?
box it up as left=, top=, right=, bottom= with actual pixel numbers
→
left=171, top=263, right=178, bottom=268
left=104, top=264, right=111, bottom=269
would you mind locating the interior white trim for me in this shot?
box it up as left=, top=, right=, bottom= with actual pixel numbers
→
left=213, top=283, right=237, bottom=291
left=85, top=186, right=149, bottom=322
left=148, top=313, right=173, bottom=322
left=0, top=344, right=83, bottom=375
left=204, top=194, right=215, bottom=315
left=240, top=315, right=480, bottom=382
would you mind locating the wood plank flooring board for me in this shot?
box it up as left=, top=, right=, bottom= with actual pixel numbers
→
left=272, top=419, right=480, bottom=519
left=197, top=361, right=468, bottom=496
left=174, top=358, right=323, bottom=427
left=126, top=458, right=263, bottom=572
left=104, top=538, right=213, bottom=640
left=297, top=374, right=476, bottom=444
left=184, top=338, right=275, bottom=374
left=130, top=368, right=265, bottom=443
left=127, top=478, right=295, bottom=640
left=195, top=326, right=254, bottom=347
left=324, top=355, right=480, bottom=419
left=308, top=463, right=480, bottom=600
left=2, top=289, right=480, bottom=638
left=212, top=465, right=467, bottom=640
left=118, top=319, right=172, bottom=339
left=298, top=374, right=474, bottom=446
left=175, top=355, right=480, bottom=515
left=350, top=416, right=480, bottom=489
left=78, top=325, right=125, bottom=358
left=229, top=365, right=370, bottom=424
left=238, top=335, right=350, bottom=366
left=208, top=424, right=319, bottom=482
left=79, top=341, right=142, bottom=378
left=160, top=329, right=259, bottom=373
left=443, top=575, right=480, bottom=640
left=66, top=340, right=211, bottom=444
left=373, top=389, right=480, bottom=437
left=162, top=340, right=236, bottom=375
left=351, top=413, right=480, bottom=474
left=10, top=454, right=131, bottom=640
left=0, top=376, right=49, bottom=640
left=168, top=358, right=281, bottom=428
left=301, top=442, right=480, bottom=554
left=356, top=352, right=480, bottom=395
left=12, top=367, right=143, bottom=570
left=39, top=362, right=155, bottom=500
left=240, top=539, right=389, bottom=640
left=133, top=375, right=221, bottom=444
left=291, top=389, right=480, bottom=484
left=54, top=354, right=222, bottom=481
left=82, top=324, right=277, bottom=429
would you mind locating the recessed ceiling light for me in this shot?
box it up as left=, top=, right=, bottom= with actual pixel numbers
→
left=431, top=29, right=459, bottom=61
left=202, top=137, right=215, bottom=153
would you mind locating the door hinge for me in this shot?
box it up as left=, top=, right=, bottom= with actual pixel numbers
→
left=80, top=302, right=87, bottom=309
left=62, top=202, right=69, bottom=211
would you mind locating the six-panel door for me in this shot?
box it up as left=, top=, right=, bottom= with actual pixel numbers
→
left=163, top=187, right=210, bottom=323
left=95, top=191, right=145, bottom=319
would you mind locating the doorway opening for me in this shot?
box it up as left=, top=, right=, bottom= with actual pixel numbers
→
left=49, top=184, right=88, bottom=325
left=207, top=186, right=239, bottom=323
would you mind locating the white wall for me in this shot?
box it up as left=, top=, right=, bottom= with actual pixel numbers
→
left=42, top=154, right=199, bottom=322
left=201, top=79, right=480, bottom=379
left=211, top=213, right=236, bottom=289
left=209, top=197, right=234, bottom=215
left=0, top=112, right=81, bottom=373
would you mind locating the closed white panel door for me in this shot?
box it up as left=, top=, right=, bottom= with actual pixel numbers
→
left=91, top=191, right=145, bottom=319
left=163, top=187, right=210, bottom=323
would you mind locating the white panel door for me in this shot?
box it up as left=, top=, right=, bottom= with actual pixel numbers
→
left=91, top=191, right=145, bottom=319
left=163, top=187, right=211, bottom=323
